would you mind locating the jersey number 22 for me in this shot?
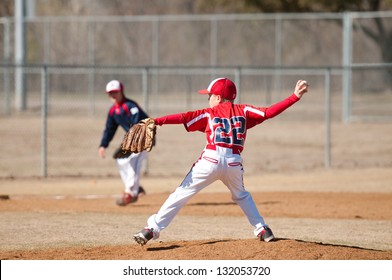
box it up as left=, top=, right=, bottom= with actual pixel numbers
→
left=213, top=116, right=245, bottom=146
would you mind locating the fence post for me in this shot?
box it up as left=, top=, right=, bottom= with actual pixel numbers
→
left=3, top=19, right=11, bottom=115
left=41, top=66, right=48, bottom=177
left=342, top=12, right=353, bottom=123
left=88, top=21, right=96, bottom=116
left=325, top=68, right=332, bottom=168
left=274, top=15, right=283, bottom=102
left=15, top=0, right=27, bottom=111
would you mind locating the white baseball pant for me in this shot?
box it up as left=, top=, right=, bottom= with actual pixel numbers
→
left=116, top=151, right=147, bottom=197
left=146, top=146, right=268, bottom=239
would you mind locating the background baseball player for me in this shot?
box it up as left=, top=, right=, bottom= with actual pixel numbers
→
left=98, top=80, right=149, bottom=206
left=133, top=77, right=309, bottom=245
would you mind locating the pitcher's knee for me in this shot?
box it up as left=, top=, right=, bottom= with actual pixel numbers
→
left=232, top=191, right=251, bottom=202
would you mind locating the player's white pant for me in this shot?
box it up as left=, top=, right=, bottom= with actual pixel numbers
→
left=116, top=151, right=147, bottom=197
left=146, top=147, right=268, bottom=239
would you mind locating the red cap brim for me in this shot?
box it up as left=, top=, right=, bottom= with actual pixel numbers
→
left=198, top=89, right=210, bottom=95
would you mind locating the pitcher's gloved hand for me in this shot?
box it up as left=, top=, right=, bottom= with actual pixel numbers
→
left=122, top=118, right=157, bottom=153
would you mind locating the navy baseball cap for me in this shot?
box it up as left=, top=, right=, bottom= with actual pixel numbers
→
left=198, top=77, right=237, bottom=100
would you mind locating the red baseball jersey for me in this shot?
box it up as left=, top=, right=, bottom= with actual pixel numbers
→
left=184, top=102, right=261, bottom=152
left=155, top=93, right=299, bottom=153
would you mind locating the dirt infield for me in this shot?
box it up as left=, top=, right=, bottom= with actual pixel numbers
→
left=1, top=111, right=392, bottom=260
left=1, top=168, right=391, bottom=260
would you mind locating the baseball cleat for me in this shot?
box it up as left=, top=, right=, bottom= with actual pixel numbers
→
left=116, top=193, right=137, bottom=206
left=116, top=187, right=146, bottom=206
left=133, top=228, right=154, bottom=246
left=138, top=186, right=146, bottom=197
left=258, top=226, right=275, bottom=242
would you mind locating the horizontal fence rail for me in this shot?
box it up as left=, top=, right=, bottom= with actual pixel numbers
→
left=0, top=64, right=391, bottom=178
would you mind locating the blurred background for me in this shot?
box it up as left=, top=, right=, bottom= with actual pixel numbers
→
left=0, top=0, right=391, bottom=178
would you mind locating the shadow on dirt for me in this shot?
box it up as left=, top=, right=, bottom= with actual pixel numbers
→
left=275, top=238, right=382, bottom=252
left=149, top=237, right=385, bottom=253
left=147, top=245, right=181, bottom=251
left=147, top=239, right=233, bottom=251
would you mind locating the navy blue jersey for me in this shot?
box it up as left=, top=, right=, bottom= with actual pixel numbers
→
left=100, top=98, right=148, bottom=148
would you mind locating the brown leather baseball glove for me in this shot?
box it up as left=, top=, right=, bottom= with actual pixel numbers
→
left=121, top=118, right=156, bottom=153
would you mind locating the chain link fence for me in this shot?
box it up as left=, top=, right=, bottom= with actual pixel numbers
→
left=0, top=12, right=391, bottom=178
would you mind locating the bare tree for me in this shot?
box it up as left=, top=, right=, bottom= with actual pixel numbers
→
left=199, top=0, right=392, bottom=86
